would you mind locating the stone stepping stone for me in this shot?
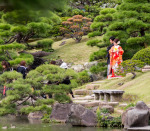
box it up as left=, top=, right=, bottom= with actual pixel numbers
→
left=73, top=100, right=100, bottom=108
left=80, top=101, right=100, bottom=108
left=73, top=89, right=92, bottom=95
left=99, top=101, right=119, bottom=107
left=119, top=103, right=128, bottom=107
left=73, top=100, right=89, bottom=104
left=72, top=95, right=94, bottom=100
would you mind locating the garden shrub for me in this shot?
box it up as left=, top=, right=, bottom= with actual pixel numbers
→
left=37, top=39, right=54, bottom=51
left=96, top=107, right=122, bottom=127
left=132, top=47, right=150, bottom=64
left=118, top=59, right=144, bottom=79
left=87, top=39, right=102, bottom=47
left=90, top=48, right=107, bottom=61
left=88, top=31, right=101, bottom=38
left=77, top=70, right=90, bottom=85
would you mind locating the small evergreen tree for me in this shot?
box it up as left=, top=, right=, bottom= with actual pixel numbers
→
left=60, top=15, right=92, bottom=42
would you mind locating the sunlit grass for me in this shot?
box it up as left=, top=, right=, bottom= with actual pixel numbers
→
left=45, top=35, right=102, bottom=64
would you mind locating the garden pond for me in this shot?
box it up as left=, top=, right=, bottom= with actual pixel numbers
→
left=0, top=116, right=123, bottom=131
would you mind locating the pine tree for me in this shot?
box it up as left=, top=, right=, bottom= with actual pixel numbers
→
left=104, top=0, right=150, bottom=59
left=0, top=65, right=78, bottom=116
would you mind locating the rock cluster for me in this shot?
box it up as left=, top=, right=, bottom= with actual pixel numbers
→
left=122, top=101, right=149, bottom=129
left=50, top=103, right=97, bottom=126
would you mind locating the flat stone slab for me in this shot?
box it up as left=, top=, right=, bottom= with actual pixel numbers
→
left=128, top=126, right=150, bottom=131
left=74, top=89, right=92, bottom=95
left=142, top=69, right=150, bottom=72
left=119, top=103, right=128, bottom=107
left=74, top=89, right=87, bottom=95
left=143, top=65, right=150, bottom=69
left=99, top=102, right=119, bottom=107
left=73, top=100, right=89, bottom=104
left=93, top=90, right=124, bottom=94
left=73, top=95, right=94, bottom=100
left=81, top=101, right=100, bottom=107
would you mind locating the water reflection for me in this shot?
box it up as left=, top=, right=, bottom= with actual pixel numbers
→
left=0, top=116, right=122, bottom=131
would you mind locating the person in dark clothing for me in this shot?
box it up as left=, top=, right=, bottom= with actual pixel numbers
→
left=2, top=61, right=12, bottom=73
left=50, top=60, right=56, bottom=65
left=106, top=36, right=115, bottom=77
left=17, top=61, right=27, bottom=79
left=61, top=77, right=75, bottom=98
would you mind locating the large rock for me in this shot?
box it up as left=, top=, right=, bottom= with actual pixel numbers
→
left=50, top=103, right=72, bottom=123
left=81, top=101, right=100, bottom=108
left=28, top=111, right=43, bottom=120
left=89, top=73, right=104, bottom=81
left=71, top=65, right=84, bottom=72
left=101, top=105, right=114, bottom=114
left=74, top=89, right=87, bottom=95
left=67, top=104, right=97, bottom=126
left=86, top=84, right=100, bottom=90
left=122, top=101, right=149, bottom=129
left=84, top=61, right=98, bottom=70
left=73, top=89, right=92, bottom=95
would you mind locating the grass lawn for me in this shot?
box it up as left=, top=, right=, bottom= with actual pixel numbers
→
left=78, top=72, right=150, bottom=104
left=101, top=72, right=150, bottom=103
left=44, top=35, right=102, bottom=64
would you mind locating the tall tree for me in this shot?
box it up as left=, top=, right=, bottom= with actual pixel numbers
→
left=104, top=0, right=150, bottom=59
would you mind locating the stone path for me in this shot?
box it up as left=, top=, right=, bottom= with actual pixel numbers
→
left=73, top=81, right=125, bottom=115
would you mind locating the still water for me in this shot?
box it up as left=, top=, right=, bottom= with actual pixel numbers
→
left=0, top=116, right=122, bottom=131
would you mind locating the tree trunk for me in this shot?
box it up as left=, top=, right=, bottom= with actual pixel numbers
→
left=131, top=72, right=136, bottom=79
left=140, top=29, right=148, bottom=48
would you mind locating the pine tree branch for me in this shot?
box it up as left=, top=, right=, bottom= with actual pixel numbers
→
left=17, top=96, right=30, bottom=106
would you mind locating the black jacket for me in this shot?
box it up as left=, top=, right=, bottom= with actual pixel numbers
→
left=106, top=44, right=114, bottom=64
left=17, top=66, right=27, bottom=79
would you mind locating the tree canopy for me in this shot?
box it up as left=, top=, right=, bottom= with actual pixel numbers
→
left=0, top=0, right=67, bottom=11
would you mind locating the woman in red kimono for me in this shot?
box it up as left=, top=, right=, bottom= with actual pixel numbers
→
left=109, top=39, right=124, bottom=78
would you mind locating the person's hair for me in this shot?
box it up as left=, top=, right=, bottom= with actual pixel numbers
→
left=114, top=39, right=120, bottom=43
left=109, top=36, right=115, bottom=41
left=50, top=60, right=56, bottom=65
left=2, top=61, right=10, bottom=68
left=20, top=61, right=26, bottom=66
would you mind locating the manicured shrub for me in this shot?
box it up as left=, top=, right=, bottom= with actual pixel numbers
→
left=37, top=39, right=53, bottom=49
left=77, top=70, right=90, bottom=85
left=118, top=59, right=145, bottom=79
left=132, top=47, right=150, bottom=64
